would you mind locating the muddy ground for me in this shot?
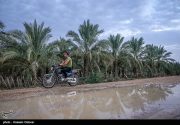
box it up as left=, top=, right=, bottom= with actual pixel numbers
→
left=0, top=76, right=180, bottom=101
left=0, top=76, right=180, bottom=119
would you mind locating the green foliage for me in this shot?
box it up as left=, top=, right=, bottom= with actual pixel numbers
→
left=66, top=19, right=104, bottom=76
left=0, top=75, right=42, bottom=89
left=0, top=20, right=52, bottom=80
left=0, top=20, right=180, bottom=89
left=85, top=72, right=105, bottom=83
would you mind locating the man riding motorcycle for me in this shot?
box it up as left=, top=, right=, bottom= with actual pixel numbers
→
left=43, top=50, right=78, bottom=88
left=51, top=50, right=72, bottom=81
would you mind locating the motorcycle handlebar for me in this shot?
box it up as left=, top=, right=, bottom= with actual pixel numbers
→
left=51, top=64, right=63, bottom=70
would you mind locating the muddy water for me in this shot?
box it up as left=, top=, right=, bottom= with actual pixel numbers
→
left=0, top=83, right=180, bottom=119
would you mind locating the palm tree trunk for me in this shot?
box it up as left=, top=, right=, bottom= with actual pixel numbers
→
left=122, top=67, right=125, bottom=78
left=83, top=54, right=89, bottom=77
left=105, top=66, right=108, bottom=79
left=113, top=59, right=118, bottom=78
left=32, top=70, right=37, bottom=80
left=133, top=67, right=137, bottom=78
left=83, top=56, right=87, bottom=77
left=95, top=61, right=101, bottom=73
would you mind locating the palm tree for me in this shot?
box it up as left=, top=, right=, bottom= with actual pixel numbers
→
left=0, top=21, right=21, bottom=75
left=126, top=37, right=145, bottom=77
left=143, top=44, right=157, bottom=77
left=1, top=20, right=52, bottom=79
left=66, top=19, right=104, bottom=76
left=0, top=21, right=5, bottom=60
left=144, top=44, right=175, bottom=77
left=0, top=21, right=5, bottom=31
left=46, top=37, right=84, bottom=71
left=106, top=34, right=126, bottom=78
left=117, top=50, right=132, bottom=78
left=156, top=45, right=175, bottom=75
left=91, top=39, right=114, bottom=76
left=172, top=62, right=180, bottom=75
left=49, top=37, right=73, bottom=58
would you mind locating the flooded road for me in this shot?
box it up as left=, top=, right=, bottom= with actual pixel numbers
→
left=0, top=83, right=180, bottom=119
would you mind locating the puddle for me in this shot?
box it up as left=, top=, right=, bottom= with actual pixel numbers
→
left=0, top=83, right=180, bottom=119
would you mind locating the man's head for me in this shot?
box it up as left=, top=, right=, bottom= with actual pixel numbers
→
left=63, top=51, right=70, bottom=58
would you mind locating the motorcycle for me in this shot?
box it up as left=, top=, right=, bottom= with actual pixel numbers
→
left=42, top=65, right=79, bottom=88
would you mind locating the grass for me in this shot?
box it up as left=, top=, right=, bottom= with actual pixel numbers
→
left=0, top=74, right=178, bottom=90
left=0, top=75, right=42, bottom=90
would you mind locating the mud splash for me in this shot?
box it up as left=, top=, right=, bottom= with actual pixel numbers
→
left=0, top=83, right=180, bottom=119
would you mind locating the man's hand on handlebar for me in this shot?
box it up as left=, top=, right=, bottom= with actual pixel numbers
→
left=59, top=64, right=64, bottom=67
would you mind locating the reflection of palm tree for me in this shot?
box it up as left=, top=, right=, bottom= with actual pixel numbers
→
left=84, top=89, right=126, bottom=117
left=116, top=86, right=146, bottom=112
left=115, top=84, right=173, bottom=112
left=116, top=86, right=144, bottom=111
left=142, top=85, right=172, bottom=104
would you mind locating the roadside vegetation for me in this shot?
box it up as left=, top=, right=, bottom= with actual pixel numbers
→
left=0, top=20, right=180, bottom=89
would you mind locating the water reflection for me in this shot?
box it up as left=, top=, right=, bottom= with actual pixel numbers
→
left=0, top=83, right=179, bottom=119
left=114, top=84, right=173, bottom=115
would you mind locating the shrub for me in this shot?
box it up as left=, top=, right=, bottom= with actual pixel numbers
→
left=85, top=72, right=104, bottom=83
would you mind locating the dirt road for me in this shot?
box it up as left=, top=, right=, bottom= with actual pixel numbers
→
left=0, top=76, right=180, bottom=101
left=0, top=76, right=180, bottom=119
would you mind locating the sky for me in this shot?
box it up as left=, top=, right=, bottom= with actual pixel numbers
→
left=0, top=0, right=180, bottom=62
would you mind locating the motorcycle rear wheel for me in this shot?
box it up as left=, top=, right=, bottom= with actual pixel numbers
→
left=42, top=74, right=57, bottom=88
left=68, top=74, right=79, bottom=86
